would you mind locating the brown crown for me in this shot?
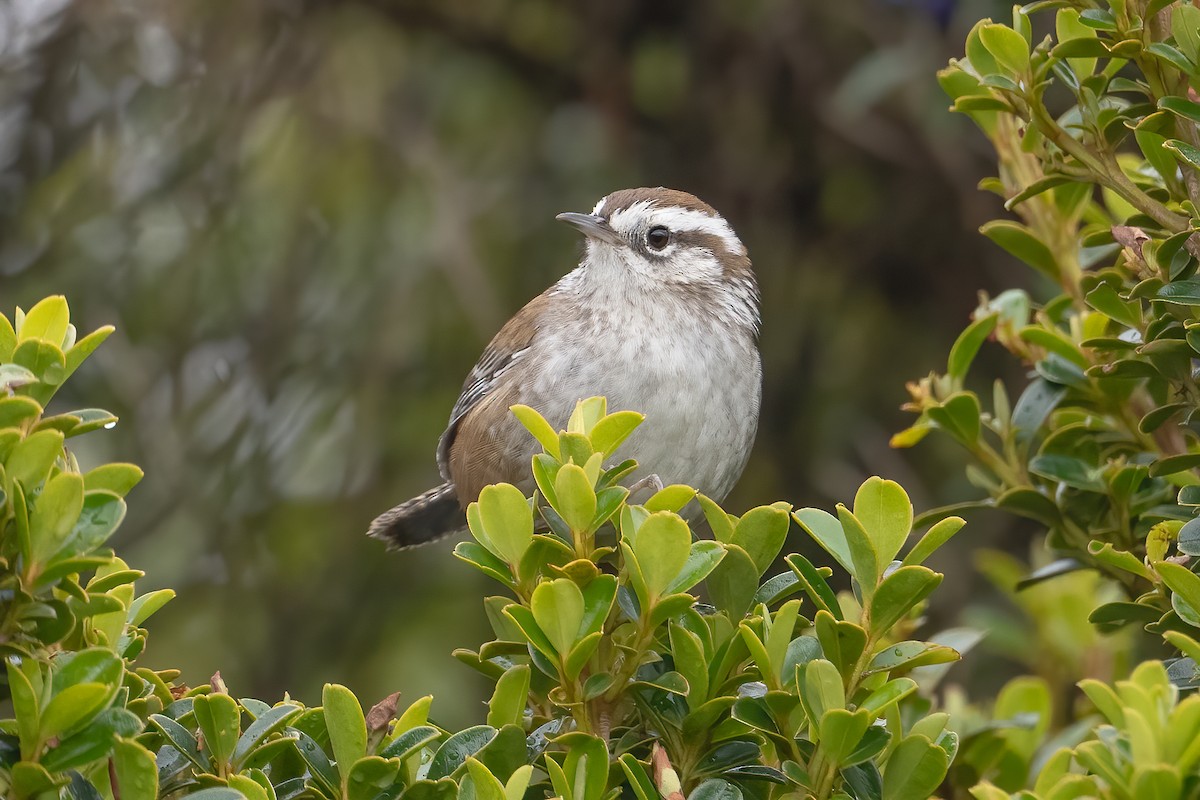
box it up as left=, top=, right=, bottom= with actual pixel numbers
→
left=600, top=187, right=719, bottom=218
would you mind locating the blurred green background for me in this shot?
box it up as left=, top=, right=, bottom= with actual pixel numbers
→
left=1, top=0, right=1036, bottom=726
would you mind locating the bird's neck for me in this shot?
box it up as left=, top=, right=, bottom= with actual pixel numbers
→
left=556, top=251, right=761, bottom=338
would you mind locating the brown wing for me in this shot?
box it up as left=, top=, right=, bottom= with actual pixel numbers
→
left=435, top=292, right=551, bottom=499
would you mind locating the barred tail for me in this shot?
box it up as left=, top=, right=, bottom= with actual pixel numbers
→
left=367, top=482, right=464, bottom=550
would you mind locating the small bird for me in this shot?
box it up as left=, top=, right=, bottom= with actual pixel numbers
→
left=369, top=187, right=762, bottom=549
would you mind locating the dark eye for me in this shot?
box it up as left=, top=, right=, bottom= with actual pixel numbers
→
left=646, top=226, right=671, bottom=251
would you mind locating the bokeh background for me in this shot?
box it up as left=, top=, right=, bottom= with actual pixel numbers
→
left=1, top=0, right=1038, bottom=726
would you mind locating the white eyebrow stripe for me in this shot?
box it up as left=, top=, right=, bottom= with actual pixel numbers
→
left=592, top=197, right=607, bottom=215
left=647, top=206, right=746, bottom=257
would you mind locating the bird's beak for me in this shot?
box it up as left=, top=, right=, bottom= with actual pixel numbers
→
left=555, top=212, right=624, bottom=246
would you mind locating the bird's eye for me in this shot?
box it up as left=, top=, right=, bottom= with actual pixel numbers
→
left=646, top=226, right=671, bottom=251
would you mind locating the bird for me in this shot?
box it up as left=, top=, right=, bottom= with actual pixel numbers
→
left=368, top=187, right=762, bottom=549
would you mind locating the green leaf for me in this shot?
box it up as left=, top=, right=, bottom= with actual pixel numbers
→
left=1088, top=541, right=1154, bottom=581
left=19, top=296, right=70, bottom=346
left=1180, top=517, right=1200, bottom=556
left=843, top=727, right=891, bottom=770
left=10, top=763, right=64, bottom=800
left=947, top=314, right=998, bottom=379
left=194, top=692, right=242, bottom=770
left=645, top=484, right=699, bottom=513
left=1150, top=453, right=1200, bottom=478
left=819, top=708, right=871, bottom=765
left=754, top=571, right=803, bottom=606
left=798, top=659, right=845, bottom=723
left=1086, top=282, right=1142, bottom=325
left=670, top=622, right=710, bottom=710
left=0, top=363, right=37, bottom=393
left=633, top=511, right=692, bottom=598
left=815, top=611, right=867, bottom=682
left=698, top=493, right=735, bottom=542
left=731, top=505, right=790, bottom=574
left=475, top=484, right=534, bottom=564
left=226, top=775, right=269, bottom=800
left=782, top=635, right=823, bottom=680
left=1165, top=139, right=1200, bottom=171
left=978, top=23, right=1030, bottom=73
left=579, top=574, right=617, bottom=636
left=785, top=553, right=841, bottom=619
left=346, top=756, right=401, bottom=800
left=322, top=684, right=367, bottom=780
left=52, top=648, right=122, bottom=696
left=503, top=604, right=560, bottom=662
left=530, top=578, right=585, bottom=657
left=70, top=490, right=127, bottom=552
left=1157, top=562, right=1200, bottom=619
left=589, top=410, right=644, bottom=457
left=0, top=395, right=43, bottom=429
left=487, top=667, right=530, bottom=728
left=1019, top=326, right=1087, bottom=368
left=1029, top=454, right=1104, bottom=491
left=688, top=779, right=743, bottom=800
left=380, top=725, right=440, bottom=761
left=112, top=737, right=158, bottom=800
left=293, top=729, right=341, bottom=796
left=853, top=477, right=913, bottom=567
left=707, top=543, right=760, bottom=619
left=882, top=735, right=949, bottom=800
left=556, top=732, right=609, bottom=800
left=663, top=540, right=726, bottom=595
left=981, top=220, right=1057, bottom=277
left=554, top=463, right=597, bottom=532
left=869, top=566, right=942, bottom=638
left=1161, top=97, right=1200, bottom=125
left=148, top=714, right=206, bottom=770
left=232, top=703, right=302, bottom=769
left=29, top=472, right=84, bottom=566
left=41, top=708, right=142, bottom=772
left=1171, top=3, right=1200, bottom=63
left=14, top=338, right=66, bottom=388
left=1157, top=279, right=1200, bottom=305
left=1011, top=378, right=1065, bottom=441
left=427, top=726, right=497, bottom=781
left=510, top=405, right=560, bottom=458
left=7, top=428, right=64, bottom=488
left=996, top=487, right=1060, bottom=527
left=1055, top=8, right=1098, bottom=76
left=0, top=312, right=14, bottom=360
left=39, top=682, right=110, bottom=744
left=455, top=541, right=516, bottom=587
left=902, top=516, right=965, bottom=566
left=127, top=588, right=175, bottom=626
left=866, top=642, right=959, bottom=674
left=60, top=324, right=111, bottom=380
left=466, top=757, right=507, bottom=800
left=795, top=507, right=854, bottom=575
left=837, top=505, right=879, bottom=592
left=925, top=392, right=982, bottom=445
left=619, top=754, right=658, bottom=800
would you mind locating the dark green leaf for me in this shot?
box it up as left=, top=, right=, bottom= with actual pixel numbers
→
left=426, top=725, right=496, bottom=781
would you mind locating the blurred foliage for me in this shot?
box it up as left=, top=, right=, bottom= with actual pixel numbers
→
left=0, top=0, right=1021, bottom=720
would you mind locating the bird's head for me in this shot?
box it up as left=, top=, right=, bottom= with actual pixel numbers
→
left=557, top=187, right=754, bottom=290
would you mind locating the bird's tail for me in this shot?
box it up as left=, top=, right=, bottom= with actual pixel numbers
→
left=367, top=482, right=464, bottom=550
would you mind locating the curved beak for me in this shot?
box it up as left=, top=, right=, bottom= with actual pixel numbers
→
left=555, top=212, right=624, bottom=246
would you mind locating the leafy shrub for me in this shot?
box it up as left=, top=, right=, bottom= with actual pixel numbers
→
left=901, top=0, right=1200, bottom=673
left=1, top=297, right=970, bottom=799
left=893, top=0, right=1200, bottom=796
